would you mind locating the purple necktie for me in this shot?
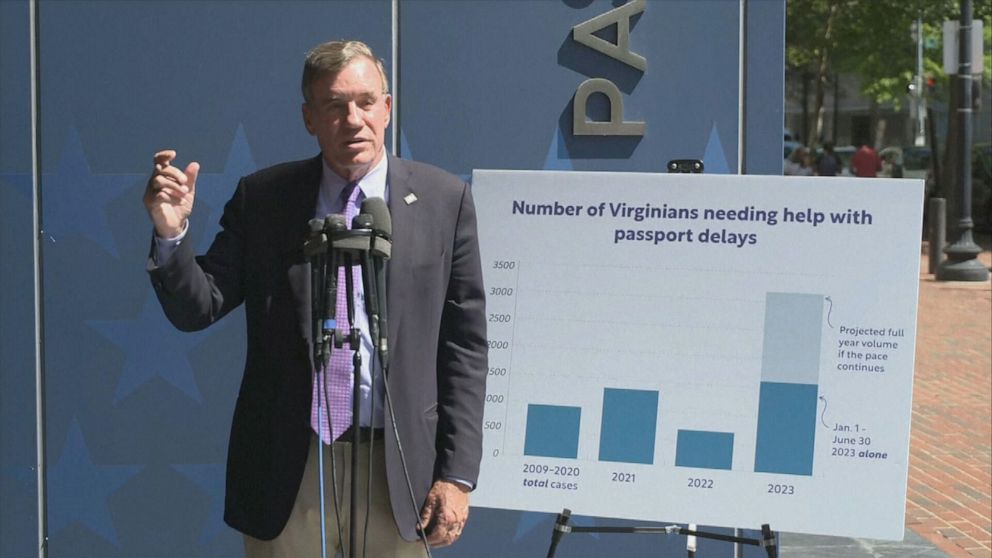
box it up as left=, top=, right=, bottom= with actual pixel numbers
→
left=312, top=181, right=362, bottom=444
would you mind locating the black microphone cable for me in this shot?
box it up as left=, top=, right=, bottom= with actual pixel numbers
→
left=320, top=214, right=348, bottom=557
left=320, top=354, right=346, bottom=555
left=362, top=337, right=378, bottom=558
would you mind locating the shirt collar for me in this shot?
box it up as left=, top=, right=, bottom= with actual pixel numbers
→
left=320, top=152, right=389, bottom=204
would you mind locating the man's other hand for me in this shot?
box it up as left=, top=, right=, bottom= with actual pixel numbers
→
left=419, top=479, right=470, bottom=547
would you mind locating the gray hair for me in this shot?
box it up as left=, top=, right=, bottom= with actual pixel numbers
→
left=301, top=40, right=389, bottom=103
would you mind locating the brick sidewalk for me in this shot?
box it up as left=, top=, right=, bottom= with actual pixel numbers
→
left=906, top=235, right=992, bottom=557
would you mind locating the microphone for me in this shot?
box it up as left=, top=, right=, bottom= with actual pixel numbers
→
left=351, top=213, right=373, bottom=232
left=350, top=212, right=382, bottom=351
left=305, top=219, right=328, bottom=363
left=332, top=215, right=372, bottom=255
left=322, top=215, right=347, bottom=354
left=304, top=218, right=329, bottom=258
left=361, top=197, right=392, bottom=260
left=360, top=197, right=391, bottom=368
left=325, top=214, right=348, bottom=233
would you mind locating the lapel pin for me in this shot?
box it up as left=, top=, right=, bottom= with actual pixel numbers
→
left=404, top=193, right=418, bottom=205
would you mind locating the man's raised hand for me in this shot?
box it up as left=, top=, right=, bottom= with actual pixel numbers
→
left=144, top=150, right=200, bottom=238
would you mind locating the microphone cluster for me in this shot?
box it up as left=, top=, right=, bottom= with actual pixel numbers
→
left=305, top=197, right=392, bottom=369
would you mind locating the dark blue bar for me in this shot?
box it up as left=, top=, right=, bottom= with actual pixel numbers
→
left=754, top=381, right=818, bottom=475
left=598, top=388, right=658, bottom=464
left=524, top=404, right=581, bottom=459
left=675, top=430, right=734, bottom=470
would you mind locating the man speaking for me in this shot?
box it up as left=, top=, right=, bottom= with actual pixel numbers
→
left=143, top=40, right=488, bottom=557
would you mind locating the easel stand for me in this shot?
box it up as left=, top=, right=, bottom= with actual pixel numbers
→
left=546, top=508, right=777, bottom=558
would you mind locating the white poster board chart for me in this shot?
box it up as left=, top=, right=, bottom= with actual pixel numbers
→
left=471, top=170, right=923, bottom=540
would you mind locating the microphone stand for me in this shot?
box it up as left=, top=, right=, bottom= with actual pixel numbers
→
left=320, top=215, right=348, bottom=557
left=331, top=214, right=374, bottom=558
left=546, top=509, right=778, bottom=558
left=305, top=219, right=334, bottom=558
left=340, top=250, right=363, bottom=558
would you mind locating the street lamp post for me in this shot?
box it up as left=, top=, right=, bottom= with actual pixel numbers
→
left=937, top=0, right=989, bottom=281
left=911, top=18, right=926, bottom=147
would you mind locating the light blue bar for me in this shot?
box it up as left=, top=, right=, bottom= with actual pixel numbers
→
left=524, top=404, right=581, bottom=459
left=761, top=293, right=824, bottom=384
left=598, top=388, right=658, bottom=464
left=675, top=430, right=734, bottom=470
left=754, top=381, right=818, bottom=475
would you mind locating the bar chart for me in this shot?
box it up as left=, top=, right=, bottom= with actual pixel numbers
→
left=599, top=388, right=658, bottom=464
left=754, top=292, right=823, bottom=476
left=524, top=404, right=581, bottom=459
left=471, top=170, right=922, bottom=540
left=514, top=292, right=824, bottom=476
left=676, top=430, right=735, bottom=470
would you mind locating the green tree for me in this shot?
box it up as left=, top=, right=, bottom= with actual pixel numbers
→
left=787, top=0, right=991, bottom=149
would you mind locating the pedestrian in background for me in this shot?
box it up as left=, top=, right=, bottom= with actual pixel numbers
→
left=883, top=150, right=904, bottom=178
left=851, top=141, right=882, bottom=178
left=785, top=146, right=813, bottom=176
left=815, top=141, right=841, bottom=176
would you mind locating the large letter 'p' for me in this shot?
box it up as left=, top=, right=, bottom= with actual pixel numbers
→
left=573, top=78, right=645, bottom=136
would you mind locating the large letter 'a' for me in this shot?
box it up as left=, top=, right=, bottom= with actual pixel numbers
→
left=572, top=0, right=646, bottom=71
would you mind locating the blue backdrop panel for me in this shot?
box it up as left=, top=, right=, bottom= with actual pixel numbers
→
left=746, top=0, right=786, bottom=175
left=37, top=2, right=390, bottom=557
left=399, top=0, right=742, bottom=176
left=1, top=2, right=39, bottom=557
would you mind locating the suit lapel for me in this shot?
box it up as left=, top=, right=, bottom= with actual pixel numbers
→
left=385, top=155, right=416, bottom=351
